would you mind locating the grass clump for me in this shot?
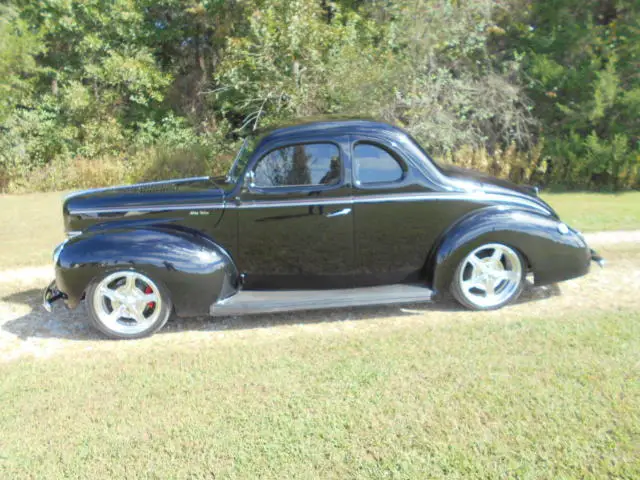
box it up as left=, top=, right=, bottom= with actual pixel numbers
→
left=542, top=191, right=640, bottom=232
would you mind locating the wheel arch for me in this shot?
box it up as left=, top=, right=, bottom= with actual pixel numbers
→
left=55, top=225, right=240, bottom=316
left=425, top=206, right=590, bottom=294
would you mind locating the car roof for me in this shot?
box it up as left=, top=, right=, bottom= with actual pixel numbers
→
left=254, top=117, right=409, bottom=143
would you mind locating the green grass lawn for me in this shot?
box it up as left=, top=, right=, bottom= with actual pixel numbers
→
left=0, top=190, right=638, bottom=270
left=542, top=191, right=640, bottom=232
left=0, top=191, right=66, bottom=268
left=1, top=308, right=638, bottom=478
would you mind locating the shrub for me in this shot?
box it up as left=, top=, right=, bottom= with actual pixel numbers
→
left=544, top=134, right=640, bottom=190
left=437, top=142, right=544, bottom=186
left=4, top=137, right=238, bottom=193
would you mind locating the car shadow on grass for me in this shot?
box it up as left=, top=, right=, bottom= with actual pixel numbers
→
left=1, top=282, right=562, bottom=341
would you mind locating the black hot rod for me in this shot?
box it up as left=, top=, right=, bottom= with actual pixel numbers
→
left=43, top=119, right=602, bottom=338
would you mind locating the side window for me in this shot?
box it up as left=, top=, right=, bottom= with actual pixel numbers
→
left=353, top=143, right=404, bottom=185
left=253, top=143, right=341, bottom=188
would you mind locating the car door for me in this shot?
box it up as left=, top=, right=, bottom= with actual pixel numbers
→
left=237, top=136, right=354, bottom=289
left=351, top=137, right=438, bottom=286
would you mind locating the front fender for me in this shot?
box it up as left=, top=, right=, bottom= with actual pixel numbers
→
left=55, top=226, right=239, bottom=316
left=429, top=207, right=591, bottom=294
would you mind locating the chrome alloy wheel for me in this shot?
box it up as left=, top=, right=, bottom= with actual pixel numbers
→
left=92, top=271, right=162, bottom=336
left=457, top=243, right=523, bottom=309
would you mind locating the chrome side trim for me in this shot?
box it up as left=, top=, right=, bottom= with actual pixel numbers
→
left=69, top=203, right=226, bottom=215
left=234, top=192, right=550, bottom=214
left=237, top=197, right=350, bottom=209
left=68, top=192, right=551, bottom=216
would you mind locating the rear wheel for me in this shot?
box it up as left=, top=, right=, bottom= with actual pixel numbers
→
left=86, top=270, right=172, bottom=339
left=450, top=243, right=525, bottom=310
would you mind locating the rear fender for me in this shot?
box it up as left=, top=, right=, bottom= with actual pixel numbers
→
left=55, top=226, right=239, bottom=316
left=428, top=206, right=590, bottom=293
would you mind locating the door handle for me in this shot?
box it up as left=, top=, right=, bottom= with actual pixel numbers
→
left=325, top=208, right=352, bottom=218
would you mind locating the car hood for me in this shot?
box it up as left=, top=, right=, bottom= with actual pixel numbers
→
left=63, top=176, right=225, bottom=232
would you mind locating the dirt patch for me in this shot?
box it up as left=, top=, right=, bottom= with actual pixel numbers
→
left=1, top=232, right=638, bottom=362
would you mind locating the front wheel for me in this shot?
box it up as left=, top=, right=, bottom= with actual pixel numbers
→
left=450, top=243, right=525, bottom=310
left=86, top=270, right=173, bottom=339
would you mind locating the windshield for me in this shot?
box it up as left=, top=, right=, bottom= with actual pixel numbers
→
left=227, top=136, right=257, bottom=182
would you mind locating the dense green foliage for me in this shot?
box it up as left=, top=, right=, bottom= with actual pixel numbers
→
left=0, top=0, right=638, bottom=191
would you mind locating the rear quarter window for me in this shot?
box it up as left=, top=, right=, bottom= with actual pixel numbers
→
left=353, top=144, right=404, bottom=185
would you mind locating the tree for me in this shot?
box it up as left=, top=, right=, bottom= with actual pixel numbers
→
left=0, top=5, right=43, bottom=122
left=508, top=0, right=640, bottom=187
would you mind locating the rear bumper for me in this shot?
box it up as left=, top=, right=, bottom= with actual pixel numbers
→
left=42, top=280, right=67, bottom=312
left=590, top=249, right=605, bottom=268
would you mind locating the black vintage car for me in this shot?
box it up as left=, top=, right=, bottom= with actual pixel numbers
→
left=43, top=119, right=602, bottom=338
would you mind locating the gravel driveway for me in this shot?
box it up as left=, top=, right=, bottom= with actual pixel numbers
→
left=1, top=230, right=638, bottom=362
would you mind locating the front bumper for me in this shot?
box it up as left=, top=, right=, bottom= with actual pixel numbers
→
left=42, top=280, right=66, bottom=312
left=43, top=238, right=70, bottom=312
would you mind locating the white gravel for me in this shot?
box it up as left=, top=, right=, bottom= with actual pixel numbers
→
left=0, top=265, right=52, bottom=284
left=582, top=229, right=640, bottom=246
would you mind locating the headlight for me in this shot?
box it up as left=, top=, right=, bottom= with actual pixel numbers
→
left=557, top=223, right=570, bottom=235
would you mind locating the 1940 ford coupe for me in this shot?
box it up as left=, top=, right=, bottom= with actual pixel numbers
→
left=43, top=119, right=603, bottom=339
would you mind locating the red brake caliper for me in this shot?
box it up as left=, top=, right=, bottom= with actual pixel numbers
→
left=144, top=286, right=155, bottom=310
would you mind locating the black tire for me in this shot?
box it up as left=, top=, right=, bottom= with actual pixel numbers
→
left=86, top=270, right=173, bottom=339
left=450, top=243, right=526, bottom=311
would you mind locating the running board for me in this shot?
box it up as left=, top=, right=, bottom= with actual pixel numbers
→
left=210, top=284, right=433, bottom=317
